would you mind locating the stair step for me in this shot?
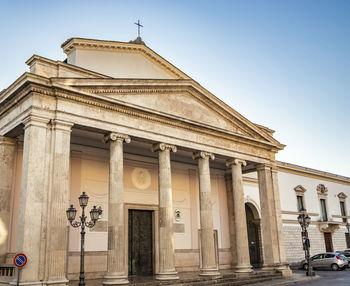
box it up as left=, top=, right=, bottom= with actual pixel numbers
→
left=128, top=272, right=283, bottom=286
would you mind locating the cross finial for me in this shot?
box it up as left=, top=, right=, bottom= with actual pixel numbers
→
left=134, top=20, right=143, bottom=38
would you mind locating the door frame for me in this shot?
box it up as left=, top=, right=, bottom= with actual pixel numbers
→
left=124, top=203, right=159, bottom=275
left=324, top=232, right=333, bottom=252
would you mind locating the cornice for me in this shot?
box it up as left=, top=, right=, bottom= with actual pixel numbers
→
left=0, top=82, right=53, bottom=120
left=0, top=73, right=51, bottom=103
left=25, top=55, right=112, bottom=79
left=61, top=38, right=189, bottom=80
left=277, top=161, right=350, bottom=185
left=0, top=75, right=281, bottom=160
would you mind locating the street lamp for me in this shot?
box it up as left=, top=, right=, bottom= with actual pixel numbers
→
left=66, top=192, right=101, bottom=286
left=297, top=208, right=315, bottom=276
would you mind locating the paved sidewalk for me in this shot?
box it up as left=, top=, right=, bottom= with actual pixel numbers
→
left=251, top=271, right=319, bottom=286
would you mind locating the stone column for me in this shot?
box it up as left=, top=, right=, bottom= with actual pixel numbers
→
left=226, top=159, right=252, bottom=273
left=17, top=115, right=50, bottom=285
left=103, top=132, right=130, bottom=285
left=152, top=143, right=179, bottom=280
left=0, top=136, right=16, bottom=263
left=44, top=120, right=73, bottom=285
left=256, top=164, right=279, bottom=269
left=192, top=151, right=220, bottom=276
left=224, top=173, right=237, bottom=268
left=271, top=166, right=291, bottom=276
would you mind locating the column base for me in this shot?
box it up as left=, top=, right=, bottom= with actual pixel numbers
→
left=199, top=268, right=221, bottom=277
left=103, top=275, right=129, bottom=285
left=275, top=264, right=292, bottom=277
left=155, top=271, right=179, bottom=280
left=44, top=280, right=69, bottom=286
left=232, top=264, right=253, bottom=273
left=261, top=264, right=275, bottom=271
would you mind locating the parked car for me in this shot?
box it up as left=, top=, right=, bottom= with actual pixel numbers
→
left=300, top=252, right=348, bottom=271
left=336, top=251, right=350, bottom=263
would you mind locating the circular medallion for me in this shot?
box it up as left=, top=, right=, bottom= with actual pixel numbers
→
left=131, top=168, right=151, bottom=190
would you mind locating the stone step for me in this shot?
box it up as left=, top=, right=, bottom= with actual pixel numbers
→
left=127, top=272, right=282, bottom=286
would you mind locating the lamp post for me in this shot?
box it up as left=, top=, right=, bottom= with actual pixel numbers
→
left=297, top=208, right=315, bottom=276
left=66, top=192, right=101, bottom=286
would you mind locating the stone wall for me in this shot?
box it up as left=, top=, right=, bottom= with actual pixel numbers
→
left=283, top=224, right=349, bottom=264
left=283, top=224, right=324, bottom=263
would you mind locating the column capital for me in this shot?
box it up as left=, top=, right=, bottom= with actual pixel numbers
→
left=192, top=151, right=215, bottom=160
left=50, top=119, right=74, bottom=132
left=226, top=158, right=247, bottom=168
left=0, top=136, right=17, bottom=146
left=151, top=142, right=177, bottom=153
left=256, top=163, right=272, bottom=172
left=103, top=132, right=131, bottom=144
left=22, top=115, right=50, bottom=130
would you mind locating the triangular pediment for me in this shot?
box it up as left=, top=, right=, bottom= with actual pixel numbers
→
left=22, top=37, right=284, bottom=150
left=61, top=38, right=190, bottom=80
left=54, top=77, right=283, bottom=149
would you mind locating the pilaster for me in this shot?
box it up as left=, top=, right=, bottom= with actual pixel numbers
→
left=16, top=115, right=50, bottom=285
left=256, top=164, right=279, bottom=269
left=271, top=165, right=291, bottom=276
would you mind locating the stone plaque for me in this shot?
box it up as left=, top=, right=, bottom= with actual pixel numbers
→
left=90, top=220, right=107, bottom=232
left=131, top=168, right=151, bottom=190
left=173, top=223, right=185, bottom=233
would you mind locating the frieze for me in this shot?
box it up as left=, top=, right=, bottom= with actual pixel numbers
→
left=0, top=84, right=54, bottom=118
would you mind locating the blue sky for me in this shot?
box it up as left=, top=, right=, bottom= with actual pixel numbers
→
left=1, top=0, right=349, bottom=176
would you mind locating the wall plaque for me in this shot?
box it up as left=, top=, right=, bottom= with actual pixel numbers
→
left=131, top=167, right=151, bottom=190
left=90, top=220, right=107, bottom=232
left=173, top=223, right=185, bottom=233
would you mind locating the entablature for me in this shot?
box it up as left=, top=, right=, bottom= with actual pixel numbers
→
left=0, top=76, right=282, bottom=164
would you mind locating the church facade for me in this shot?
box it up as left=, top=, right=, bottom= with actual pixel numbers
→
left=0, top=38, right=349, bottom=285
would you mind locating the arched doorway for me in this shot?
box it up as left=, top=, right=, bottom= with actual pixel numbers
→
left=245, top=203, right=262, bottom=268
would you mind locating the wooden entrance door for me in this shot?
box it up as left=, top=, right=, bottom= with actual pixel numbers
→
left=128, top=210, right=153, bottom=276
left=245, top=204, right=261, bottom=267
left=324, top=232, right=333, bottom=252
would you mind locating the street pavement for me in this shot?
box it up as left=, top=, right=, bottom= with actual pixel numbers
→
left=292, top=268, right=350, bottom=286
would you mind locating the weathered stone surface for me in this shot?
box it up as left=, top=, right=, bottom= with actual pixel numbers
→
left=0, top=136, right=16, bottom=263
